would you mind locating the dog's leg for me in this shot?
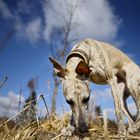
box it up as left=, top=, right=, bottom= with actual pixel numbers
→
left=117, top=83, right=137, bottom=133
left=134, top=111, right=140, bottom=133
left=121, top=64, right=140, bottom=133
left=123, top=77, right=139, bottom=132
left=126, top=92, right=140, bottom=133
left=135, top=102, right=140, bottom=128
left=117, top=83, right=134, bottom=123
left=130, top=91, right=140, bottom=132
left=109, top=76, right=126, bottom=135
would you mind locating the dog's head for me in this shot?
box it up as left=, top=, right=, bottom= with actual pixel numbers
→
left=49, top=57, right=91, bottom=133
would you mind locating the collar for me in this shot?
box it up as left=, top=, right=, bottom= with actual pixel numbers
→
left=66, top=49, right=89, bottom=64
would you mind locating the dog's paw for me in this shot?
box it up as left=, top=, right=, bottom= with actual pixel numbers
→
left=135, top=121, right=140, bottom=130
left=61, top=124, right=75, bottom=136
left=118, top=127, right=126, bottom=135
left=128, top=123, right=137, bottom=134
left=118, top=123, right=127, bottom=135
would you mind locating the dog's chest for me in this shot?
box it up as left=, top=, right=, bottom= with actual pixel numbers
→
left=88, top=45, right=110, bottom=84
left=89, top=72, right=108, bottom=84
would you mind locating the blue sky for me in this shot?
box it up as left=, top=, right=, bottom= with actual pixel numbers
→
left=110, top=0, right=140, bottom=64
left=0, top=0, right=139, bottom=119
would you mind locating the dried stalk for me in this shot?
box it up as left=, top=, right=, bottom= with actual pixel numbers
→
left=40, top=94, right=50, bottom=118
left=103, top=110, right=109, bottom=140
left=0, top=105, right=29, bottom=128
left=51, top=133, right=63, bottom=140
left=18, top=84, right=22, bottom=112
left=0, top=76, right=8, bottom=89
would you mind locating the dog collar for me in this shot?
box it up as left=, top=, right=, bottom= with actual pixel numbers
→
left=66, top=49, right=89, bottom=64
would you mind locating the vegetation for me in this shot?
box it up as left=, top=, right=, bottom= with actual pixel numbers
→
left=0, top=1, right=139, bottom=139
left=1, top=101, right=140, bottom=139
left=1, top=113, right=140, bottom=139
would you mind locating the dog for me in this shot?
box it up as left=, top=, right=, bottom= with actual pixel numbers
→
left=49, top=39, right=140, bottom=134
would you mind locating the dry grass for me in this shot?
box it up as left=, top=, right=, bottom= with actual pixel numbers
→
left=1, top=113, right=140, bottom=140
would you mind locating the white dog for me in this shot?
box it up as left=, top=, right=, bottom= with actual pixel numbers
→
left=49, top=39, right=140, bottom=134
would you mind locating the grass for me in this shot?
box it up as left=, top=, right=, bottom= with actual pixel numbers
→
left=1, top=113, right=140, bottom=140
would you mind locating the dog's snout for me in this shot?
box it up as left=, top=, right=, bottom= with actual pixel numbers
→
left=70, top=114, right=76, bottom=126
left=78, top=122, right=88, bottom=133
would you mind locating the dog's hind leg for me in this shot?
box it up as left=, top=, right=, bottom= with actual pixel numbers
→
left=129, top=92, right=140, bottom=132
left=115, top=70, right=137, bottom=133
left=118, top=83, right=134, bottom=123
left=120, top=63, right=140, bottom=133
left=109, top=76, right=126, bottom=135
left=117, top=83, right=137, bottom=133
left=125, top=89, right=140, bottom=133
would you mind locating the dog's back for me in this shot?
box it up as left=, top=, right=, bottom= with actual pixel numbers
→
left=100, top=41, right=132, bottom=68
left=82, top=39, right=132, bottom=69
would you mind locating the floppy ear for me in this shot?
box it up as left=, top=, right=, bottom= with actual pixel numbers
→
left=49, top=57, right=65, bottom=78
left=75, top=61, right=91, bottom=77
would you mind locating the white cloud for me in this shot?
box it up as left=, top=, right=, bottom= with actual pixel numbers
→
left=0, top=0, right=122, bottom=46
left=90, top=87, right=112, bottom=105
left=25, top=18, right=42, bottom=43
left=43, top=0, right=121, bottom=43
left=0, top=91, right=25, bottom=117
left=17, top=18, right=42, bottom=43
left=0, top=0, right=42, bottom=44
left=16, top=0, right=34, bottom=15
left=0, top=0, right=14, bottom=19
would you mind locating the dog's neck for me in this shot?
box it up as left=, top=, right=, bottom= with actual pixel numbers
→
left=66, top=57, right=83, bottom=74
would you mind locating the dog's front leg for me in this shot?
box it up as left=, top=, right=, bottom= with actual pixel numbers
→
left=109, top=76, right=126, bottom=135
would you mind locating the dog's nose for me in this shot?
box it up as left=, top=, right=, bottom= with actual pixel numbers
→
left=78, top=123, right=88, bottom=133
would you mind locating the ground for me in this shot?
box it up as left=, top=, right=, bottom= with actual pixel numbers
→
left=0, top=113, right=140, bottom=140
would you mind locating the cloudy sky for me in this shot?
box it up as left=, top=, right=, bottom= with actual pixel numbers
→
left=0, top=0, right=139, bottom=119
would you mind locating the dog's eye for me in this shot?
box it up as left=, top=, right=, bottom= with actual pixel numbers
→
left=82, top=97, right=90, bottom=103
left=66, top=99, right=74, bottom=105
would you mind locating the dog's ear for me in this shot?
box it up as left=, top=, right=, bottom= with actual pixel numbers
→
left=49, top=57, right=65, bottom=78
left=75, top=61, right=91, bottom=77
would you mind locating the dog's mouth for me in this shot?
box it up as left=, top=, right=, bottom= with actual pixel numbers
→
left=70, top=114, right=89, bottom=134
left=70, top=114, right=76, bottom=127
left=77, top=122, right=89, bottom=133
left=74, top=126, right=89, bottom=136
left=78, top=127, right=89, bottom=134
